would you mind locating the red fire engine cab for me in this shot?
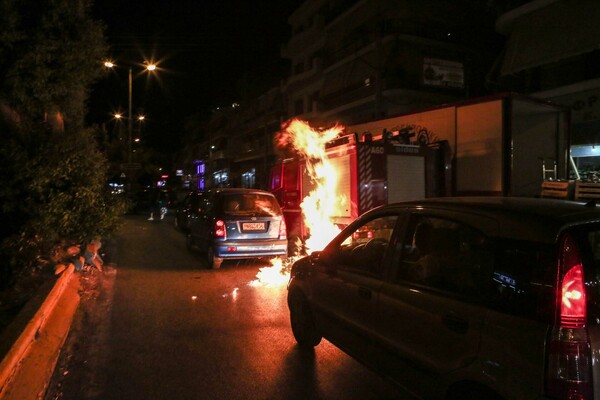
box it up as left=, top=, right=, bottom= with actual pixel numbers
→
left=269, top=131, right=450, bottom=255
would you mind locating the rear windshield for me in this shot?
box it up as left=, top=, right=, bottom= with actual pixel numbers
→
left=218, top=193, right=281, bottom=216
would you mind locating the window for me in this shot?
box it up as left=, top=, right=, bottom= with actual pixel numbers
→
left=397, top=215, right=486, bottom=298
left=269, top=165, right=281, bottom=191
left=283, top=162, right=299, bottom=190
left=332, top=215, right=398, bottom=276
left=241, top=168, right=256, bottom=188
left=396, top=215, right=558, bottom=320
left=213, top=170, right=229, bottom=187
left=219, top=194, right=281, bottom=216
left=485, top=238, right=556, bottom=320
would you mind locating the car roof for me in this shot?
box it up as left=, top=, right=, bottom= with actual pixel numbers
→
left=385, top=197, right=600, bottom=243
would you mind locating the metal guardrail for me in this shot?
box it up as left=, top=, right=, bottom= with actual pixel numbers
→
left=0, top=265, right=80, bottom=399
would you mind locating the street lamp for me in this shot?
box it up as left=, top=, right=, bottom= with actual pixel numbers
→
left=134, top=114, right=145, bottom=144
left=104, top=60, right=157, bottom=163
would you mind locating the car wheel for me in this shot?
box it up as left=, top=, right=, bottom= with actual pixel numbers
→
left=288, top=290, right=322, bottom=347
left=207, top=245, right=223, bottom=269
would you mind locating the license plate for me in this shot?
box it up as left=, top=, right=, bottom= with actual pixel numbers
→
left=242, top=222, right=265, bottom=231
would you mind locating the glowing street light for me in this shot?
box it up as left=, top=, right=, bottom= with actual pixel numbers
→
left=103, top=59, right=158, bottom=162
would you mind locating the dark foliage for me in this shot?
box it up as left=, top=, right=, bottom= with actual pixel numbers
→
left=0, top=0, right=124, bottom=289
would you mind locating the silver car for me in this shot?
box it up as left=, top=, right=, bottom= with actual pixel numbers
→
left=287, top=197, right=600, bottom=399
left=186, top=188, right=287, bottom=269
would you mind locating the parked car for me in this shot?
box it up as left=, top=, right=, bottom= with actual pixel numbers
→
left=287, top=197, right=600, bottom=400
left=175, top=190, right=207, bottom=232
left=186, top=188, right=288, bottom=269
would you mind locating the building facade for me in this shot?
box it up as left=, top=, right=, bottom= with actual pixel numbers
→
left=491, top=0, right=600, bottom=178
left=190, top=0, right=504, bottom=190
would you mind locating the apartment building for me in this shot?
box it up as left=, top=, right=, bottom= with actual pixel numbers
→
left=492, top=0, right=600, bottom=144
left=191, top=0, right=503, bottom=189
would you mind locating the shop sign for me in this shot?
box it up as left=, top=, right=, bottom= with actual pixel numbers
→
left=423, top=58, right=464, bottom=89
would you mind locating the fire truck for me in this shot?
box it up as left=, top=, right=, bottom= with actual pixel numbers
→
left=269, top=93, right=569, bottom=254
left=269, top=131, right=451, bottom=254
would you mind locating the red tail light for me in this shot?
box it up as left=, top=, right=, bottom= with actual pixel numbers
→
left=279, top=218, right=287, bottom=239
left=546, top=233, right=593, bottom=400
left=215, top=219, right=226, bottom=239
left=561, top=264, right=586, bottom=328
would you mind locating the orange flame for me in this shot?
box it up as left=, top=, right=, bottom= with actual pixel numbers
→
left=251, top=119, right=347, bottom=288
left=249, top=257, right=294, bottom=288
left=285, top=119, right=344, bottom=253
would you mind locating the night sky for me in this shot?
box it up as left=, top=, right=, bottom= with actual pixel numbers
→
left=88, top=0, right=303, bottom=155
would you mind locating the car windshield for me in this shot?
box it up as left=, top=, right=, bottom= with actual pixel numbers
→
left=220, top=193, right=281, bottom=216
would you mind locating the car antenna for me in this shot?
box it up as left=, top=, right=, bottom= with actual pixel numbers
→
left=585, top=199, right=597, bottom=207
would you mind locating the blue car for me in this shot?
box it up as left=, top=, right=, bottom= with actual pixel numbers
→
left=186, top=188, right=288, bottom=269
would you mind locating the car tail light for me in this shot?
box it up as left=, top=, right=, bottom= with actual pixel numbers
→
left=279, top=218, right=287, bottom=239
left=215, top=220, right=226, bottom=239
left=546, top=233, right=593, bottom=400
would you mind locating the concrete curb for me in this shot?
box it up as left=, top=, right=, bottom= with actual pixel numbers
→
left=0, top=265, right=80, bottom=399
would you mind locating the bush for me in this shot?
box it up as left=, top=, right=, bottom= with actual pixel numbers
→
left=0, top=116, right=125, bottom=288
left=0, top=0, right=115, bottom=288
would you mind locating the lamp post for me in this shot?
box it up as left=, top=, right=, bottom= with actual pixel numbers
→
left=104, top=60, right=157, bottom=163
left=128, top=67, right=132, bottom=162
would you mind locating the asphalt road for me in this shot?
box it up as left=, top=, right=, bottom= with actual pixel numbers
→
left=45, top=215, right=409, bottom=400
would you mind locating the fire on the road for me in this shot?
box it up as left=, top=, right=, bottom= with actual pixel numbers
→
left=251, top=119, right=344, bottom=287
left=249, top=257, right=296, bottom=288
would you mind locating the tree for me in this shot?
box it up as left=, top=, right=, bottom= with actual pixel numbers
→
left=0, top=0, right=107, bottom=128
left=0, top=0, right=124, bottom=287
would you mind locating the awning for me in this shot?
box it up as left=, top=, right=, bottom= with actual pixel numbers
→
left=500, top=0, right=600, bottom=76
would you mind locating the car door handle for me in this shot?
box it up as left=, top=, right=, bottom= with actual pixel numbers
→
left=442, top=314, right=469, bottom=334
left=357, top=286, right=372, bottom=300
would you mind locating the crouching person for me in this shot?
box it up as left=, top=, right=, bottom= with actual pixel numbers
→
left=65, top=243, right=85, bottom=273
left=83, top=239, right=103, bottom=272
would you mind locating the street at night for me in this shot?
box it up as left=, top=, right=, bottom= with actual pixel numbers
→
left=44, top=215, right=408, bottom=400
left=3, top=1, right=600, bottom=399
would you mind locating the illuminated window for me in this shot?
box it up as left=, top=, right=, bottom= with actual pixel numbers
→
left=241, top=168, right=256, bottom=188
